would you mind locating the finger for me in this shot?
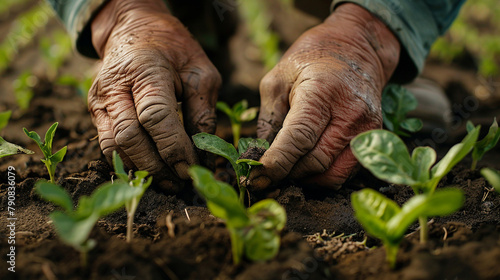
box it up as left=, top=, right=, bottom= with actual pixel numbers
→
left=132, top=61, right=198, bottom=180
left=179, top=61, right=221, bottom=136
left=301, top=146, right=358, bottom=189
left=88, top=79, right=136, bottom=169
left=257, top=68, right=292, bottom=142
left=251, top=86, right=331, bottom=188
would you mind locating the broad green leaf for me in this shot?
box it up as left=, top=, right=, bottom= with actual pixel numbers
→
left=411, top=146, right=436, bottom=182
left=388, top=188, right=464, bottom=239
left=23, top=127, right=43, bottom=148
left=0, top=110, right=11, bottom=131
left=248, top=199, right=286, bottom=231
left=0, top=136, right=34, bottom=158
left=50, top=211, right=99, bottom=250
left=50, top=146, right=67, bottom=164
left=112, top=151, right=128, bottom=181
left=400, top=118, right=423, bottom=132
left=193, top=133, right=240, bottom=173
left=481, top=168, right=500, bottom=193
left=89, top=181, right=142, bottom=216
left=240, top=107, right=259, bottom=122
left=351, top=188, right=400, bottom=242
left=189, top=165, right=249, bottom=227
left=244, top=224, right=281, bottom=261
left=351, top=130, right=416, bottom=185
left=431, top=126, right=480, bottom=181
left=472, top=118, right=500, bottom=163
left=238, top=138, right=269, bottom=155
left=35, top=181, right=73, bottom=212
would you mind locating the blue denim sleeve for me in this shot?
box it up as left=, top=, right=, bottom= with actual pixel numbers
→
left=45, top=0, right=109, bottom=58
left=331, top=0, right=466, bottom=82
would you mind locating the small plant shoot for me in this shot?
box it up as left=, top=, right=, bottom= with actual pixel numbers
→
left=216, top=100, right=259, bottom=146
left=481, top=168, right=500, bottom=193
left=466, top=118, right=500, bottom=170
left=351, top=188, right=464, bottom=268
left=189, top=165, right=286, bottom=264
left=24, top=122, right=67, bottom=183
left=193, top=132, right=268, bottom=204
left=351, top=128, right=479, bottom=242
left=0, top=110, right=34, bottom=158
left=112, top=151, right=153, bottom=242
left=381, top=84, right=423, bottom=137
left=35, top=180, right=142, bottom=267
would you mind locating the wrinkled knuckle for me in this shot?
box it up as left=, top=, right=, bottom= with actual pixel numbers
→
left=291, top=124, right=317, bottom=151
left=114, top=122, right=140, bottom=148
left=138, top=104, right=169, bottom=128
left=260, top=72, right=282, bottom=96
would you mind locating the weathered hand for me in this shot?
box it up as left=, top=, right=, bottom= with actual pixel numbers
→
left=88, top=0, right=221, bottom=189
left=250, top=4, right=400, bottom=190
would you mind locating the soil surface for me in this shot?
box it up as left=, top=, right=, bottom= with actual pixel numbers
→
left=1, top=1, right=500, bottom=279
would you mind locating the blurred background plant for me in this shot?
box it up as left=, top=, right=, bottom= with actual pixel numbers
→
left=430, top=0, right=500, bottom=77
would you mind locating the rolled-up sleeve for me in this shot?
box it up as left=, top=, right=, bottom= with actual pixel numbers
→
left=331, top=0, right=466, bottom=82
left=46, top=0, right=109, bottom=58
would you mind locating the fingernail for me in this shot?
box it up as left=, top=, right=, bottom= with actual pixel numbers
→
left=250, top=175, right=272, bottom=191
left=174, top=161, right=190, bottom=180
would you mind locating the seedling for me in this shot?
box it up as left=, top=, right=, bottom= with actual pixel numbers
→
left=24, top=122, right=67, bottom=183
left=35, top=180, right=142, bottom=267
left=481, top=168, right=500, bottom=193
left=351, top=128, right=479, bottom=242
left=189, top=165, right=286, bottom=264
left=466, top=118, right=500, bottom=170
left=0, top=110, right=34, bottom=158
left=111, top=151, right=152, bottom=242
left=216, top=100, right=259, bottom=146
left=351, top=188, right=464, bottom=268
left=381, top=84, right=423, bottom=137
left=193, top=132, right=268, bottom=204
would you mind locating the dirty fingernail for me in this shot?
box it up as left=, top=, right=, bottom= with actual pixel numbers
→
left=250, top=175, right=272, bottom=191
left=174, top=161, right=190, bottom=180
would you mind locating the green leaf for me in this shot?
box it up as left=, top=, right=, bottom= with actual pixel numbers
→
left=466, top=121, right=475, bottom=133
left=192, top=133, right=241, bottom=174
left=49, top=146, right=67, bottom=164
left=431, top=126, right=480, bottom=181
left=0, top=110, right=11, bottom=131
left=244, top=224, right=281, bottom=261
left=112, top=151, right=129, bottom=181
left=351, top=189, right=400, bottom=242
left=0, top=136, right=34, bottom=158
left=35, top=181, right=73, bottom=212
left=411, top=146, right=436, bottom=182
left=351, top=130, right=416, bottom=186
left=44, top=122, right=59, bottom=155
left=88, top=181, right=142, bottom=216
left=238, top=138, right=269, bottom=155
left=472, top=118, right=500, bottom=163
left=233, top=100, right=248, bottom=121
left=240, top=107, right=259, bottom=122
left=50, top=211, right=99, bottom=251
left=216, top=101, right=236, bottom=123
left=23, top=127, right=43, bottom=149
left=188, top=165, right=249, bottom=227
left=248, top=199, right=286, bottom=231
left=400, top=118, right=423, bottom=132
left=235, top=158, right=263, bottom=166
left=481, top=168, right=500, bottom=193
left=388, top=188, right=464, bottom=239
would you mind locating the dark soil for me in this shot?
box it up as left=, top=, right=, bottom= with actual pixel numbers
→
left=1, top=1, right=500, bottom=279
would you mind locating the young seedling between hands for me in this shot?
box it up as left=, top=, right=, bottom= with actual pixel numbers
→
left=216, top=100, right=259, bottom=147
left=351, top=188, right=464, bottom=268
left=111, top=151, right=152, bottom=242
left=189, top=165, right=286, bottom=264
left=351, top=128, right=479, bottom=242
left=0, top=110, right=33, bottom=158
left=381, top=84, right=423, bottom=137
left=35, top=180, right=143, bottom=267
left=193, top=132, right=268, bottom=204
left=466, top=118, right=500, bottom=170
left=24, top=122, right=67, bottom=183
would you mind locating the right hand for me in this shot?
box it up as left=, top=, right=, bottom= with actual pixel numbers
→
left=88, top=0, right=221, bottom=190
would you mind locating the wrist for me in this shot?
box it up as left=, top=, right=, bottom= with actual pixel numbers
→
left=326, top=3, right=400, bottom=83
left=91, top=0, right=171, bottom=58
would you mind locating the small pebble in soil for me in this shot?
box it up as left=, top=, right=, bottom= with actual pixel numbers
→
left=480, top=201, right=495, bottom=213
